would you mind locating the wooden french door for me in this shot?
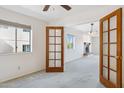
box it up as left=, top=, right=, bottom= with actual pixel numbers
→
left=46, top=26, right=64, bottom=72
left=100, top=8, right=122, bottom=88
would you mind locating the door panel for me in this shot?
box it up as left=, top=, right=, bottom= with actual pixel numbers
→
left=110, top=57, right=117, bottom=70
left=103, top=32, right=108, bottom=42
left=49, top=29, right=55, bottom=36
left=56, top=60, right=61, bottom=67
left=56, top=45, right=61, bottom=51
left=103, top=56, right=108, bottom=67
left=56, top=52, right=61, bottom=59
left=46, top=26, right=64, bottom=72
left=49, top=37, right=55, bottom=44
left=103, top=20, right=108, bottom=31
left=110, top=44, right=116, bottom=56
left=49, top=60, right=55, bottom=67
left=49, top=45, right=55, bottom=51
left=56, top=29, right=61, bottom=36
left=49, top=52, right=55, bottom=59
left=56, top=37, right=61, bottom=44
left=103, top=67, right=108, bottom=79
left=110, top=30, right=116, bottom=42
left=103, top=44, right=108, bottom=55
left=110, top=70, right=116, bottom=84
left=110, top=16, right=117, bottom=29
left=100, top=8, right=122, bottom=88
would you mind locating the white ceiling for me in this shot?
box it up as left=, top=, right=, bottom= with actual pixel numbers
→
left=0, top=5, right=123, bottom=23
left=0, top=5, right=123, bottom=33
left=73, top=21, right=99, bottom=33
left=0, top=5, right=93, bottom=22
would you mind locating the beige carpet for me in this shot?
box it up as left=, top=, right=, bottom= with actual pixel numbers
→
left=0, top=55, right=104, bottom=88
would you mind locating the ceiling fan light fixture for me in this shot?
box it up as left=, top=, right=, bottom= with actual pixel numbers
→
left=43, top=5, right=50, bottom=11
left=89, top=23, right=94, bottom=35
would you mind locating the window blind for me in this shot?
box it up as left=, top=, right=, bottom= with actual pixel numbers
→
left=0, top=19, right=31, bottom=30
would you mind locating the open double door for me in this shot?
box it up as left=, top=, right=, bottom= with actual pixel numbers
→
left=45, top=8, right=122, bottom=88
left=100, top=8, right=122, bottom=88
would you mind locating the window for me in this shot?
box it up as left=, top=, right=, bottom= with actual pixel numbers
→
left=23, top=45, right=31, bottom=52
left=66, top=34, right=75, bottom=49
left=0, top=26, right=16, bottom=53
left=17, top=28, right=31, bottom=52
left=0, top=19, right=32, bottom=54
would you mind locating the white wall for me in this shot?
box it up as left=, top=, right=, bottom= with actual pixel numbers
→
left=0, top=7, right=47, bottom=83
left=91, top=36, right=99, bottom=55
left=64, top=27, right=83, bottom=63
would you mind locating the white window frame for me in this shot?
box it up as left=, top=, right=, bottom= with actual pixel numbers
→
left=0, top=19, right=32, bottom=55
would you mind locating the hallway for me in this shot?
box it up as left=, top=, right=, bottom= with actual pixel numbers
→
left=0, top=55, right=104, bottom=88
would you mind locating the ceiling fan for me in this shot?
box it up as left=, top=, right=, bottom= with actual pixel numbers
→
left=43, top=5, right=71, bottom=11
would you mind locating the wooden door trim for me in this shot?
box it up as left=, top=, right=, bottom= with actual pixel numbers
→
left=100, top=76, right=116, bottom=88
left=46, top=26, right=63, bottom=29
left=117, top=8, right=122, bottom=88
left=46, top=26, right=64, bottom=72
left=100, top=8, right=122, bottom=88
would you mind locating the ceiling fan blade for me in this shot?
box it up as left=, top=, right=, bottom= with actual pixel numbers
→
left=60, top=5, right=71, bottom=11
left=43, top=5, right=50, bottom=11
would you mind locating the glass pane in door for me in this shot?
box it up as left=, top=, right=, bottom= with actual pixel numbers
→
left=49, top=45, right=55, bottom=51
left=110, top=70, right=116, bottom=84
left=56, top=60, right=61, bottom=67
left=49, top=60, right=54, bottom=67
left=56, top=53, right=61, bottom=59
left=110, top=44, right=116, bottom=56
left=110, top=30, right=116, bottom=42
left=110, top=16, right=117, bottom=29
left=110, top=57, right=117, bottom=71
left=56, top=37, right=61, bottom=44
left=49, top=53, right=54, bottom=59
left=103, top=44, right=108, bottom=55
left=56, top=45, right=61, bottom=51
left=103, top=56, right=108, bottom=67
left=49, top=37, right=55, bottom=44
left=103, top=32, right=108, bottom=43
left=49, top=29, right=55, bottom=36
left=56, top=29, right=61, bottom=36
left=103, top=67, right=108, bottom=79
left=103, top=20, right=108, bottom=31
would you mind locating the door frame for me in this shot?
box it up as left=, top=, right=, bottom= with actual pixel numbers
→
left=46, top=26, right=64, bottom=72
left=100, top=8, right=122, bottom=88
